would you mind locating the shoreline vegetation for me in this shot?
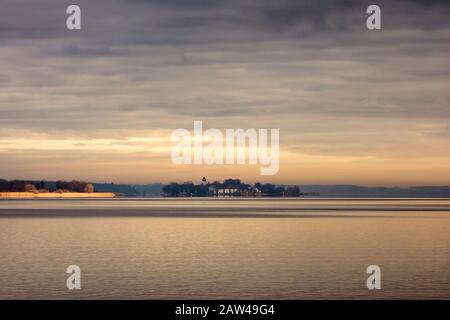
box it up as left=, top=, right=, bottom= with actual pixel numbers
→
left=0, top=179, right=116, bottom=198
left=162, top=178, right=312, bottom=197
left=1, top=178, right=449, bottom=198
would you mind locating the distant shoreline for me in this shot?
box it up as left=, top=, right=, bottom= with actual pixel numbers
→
left=0, top=192, right=116, bottom=199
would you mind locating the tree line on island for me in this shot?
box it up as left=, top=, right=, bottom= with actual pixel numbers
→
left=2, top=179, right=447, bottom=198
left=162, top=178, right=302, bottom=197
left=0, top=179, right=95, bottom=193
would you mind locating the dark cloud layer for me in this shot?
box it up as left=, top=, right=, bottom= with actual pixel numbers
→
left=0, top=0, right=449, bottom=183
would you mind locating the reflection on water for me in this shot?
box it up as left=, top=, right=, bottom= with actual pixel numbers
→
left=1, top=198, right=450, bottom=216
left=0, top=199, right=449, bottom=299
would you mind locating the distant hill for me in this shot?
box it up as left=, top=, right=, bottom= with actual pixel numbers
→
left=299, top=185, right=450, bottom=198
left=132, top=183, right=165, bottom=197
left=93, top=183, right=139, bottom=197
left=3, top=179, right=448, bottom=198
left=93, top=183, right=164, bottom=197
left=93, top=183, right=450, bottom=198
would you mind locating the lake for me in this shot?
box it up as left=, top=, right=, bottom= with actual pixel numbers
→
left=0, top=198, right=449, bottom=299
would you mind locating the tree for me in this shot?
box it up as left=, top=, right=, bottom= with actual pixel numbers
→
left=24, top=183, right=38, bottom=193
left=0, top=179, right=9, bottom=192
left=181, top=182, right=195, bottom=197
left=56, top=180, right=69, bottom=190
left=163, top=183, right=181, bottom=197
left=274, top=185, right=286, bottom=197
left=286, top=186, right=301, bottom=197
left=84, top=183, right=94, bottom=193
left=10, top=180, right=26, bottom=192
left=67, top=180, right=87, bottom=192
left=261, top=183, right=276, bottom=196
left=195, top=184, right=208, bottom=197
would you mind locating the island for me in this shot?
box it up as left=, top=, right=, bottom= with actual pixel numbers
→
left=162, top=177, right=311, bottom=197
left=0, top=179, right=116, bottom=198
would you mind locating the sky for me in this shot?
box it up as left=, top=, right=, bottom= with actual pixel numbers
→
left=0, top=0, right=449, bottom=186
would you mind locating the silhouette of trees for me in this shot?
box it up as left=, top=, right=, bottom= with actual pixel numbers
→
left=24, top=183, right=38, bottom=193
left=67, top=181, right=87, bottom=192
left=286, top=186, right=300, bottom=197
left=84, top=183, right=95, bottom=193
left=10, top=180, right=26, bottom=192
left=162, top=183, right=182, bottom=197
left=0, top=179, right=95, bottom=193
left=162, top=179, right=302, bottom=197
left=0, top=179, right=9, bottom=192
left=163, top=182, right=208, bottom=197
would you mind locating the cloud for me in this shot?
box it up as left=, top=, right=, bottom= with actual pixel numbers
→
left=0, top=0, right=449, bottom=183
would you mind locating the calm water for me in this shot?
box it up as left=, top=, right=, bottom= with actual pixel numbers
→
left=0, top=198, right=449, bottom=299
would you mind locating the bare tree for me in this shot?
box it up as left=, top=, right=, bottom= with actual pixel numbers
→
left=84, top=183, right=95, bottom=193
left=24, top=183, right=38, bottom=193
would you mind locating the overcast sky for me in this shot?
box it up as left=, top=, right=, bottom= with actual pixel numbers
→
left=1, top=0, right=449, bottom=185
